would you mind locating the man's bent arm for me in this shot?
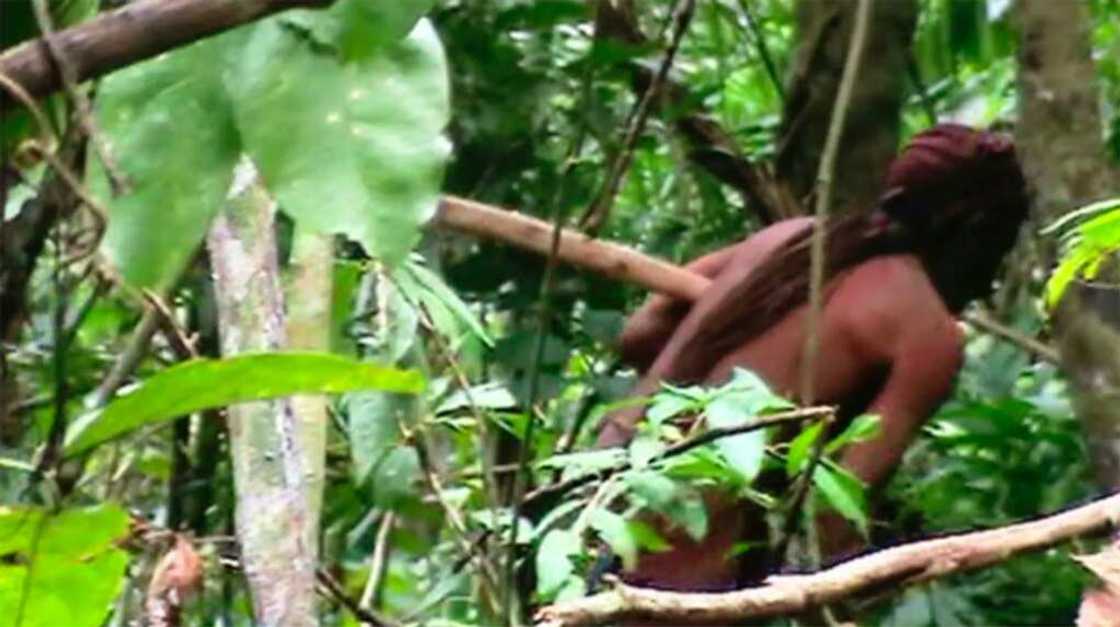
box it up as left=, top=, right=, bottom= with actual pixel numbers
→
left=618, top=245, right=739, bottom=371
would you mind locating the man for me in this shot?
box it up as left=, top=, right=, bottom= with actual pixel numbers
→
left=597, top=124, right=1030, bottom=590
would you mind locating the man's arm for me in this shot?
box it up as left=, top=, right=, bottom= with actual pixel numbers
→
left=618, top=245, right=739, bottom=372
left=820, top=281, right=964, bottom=557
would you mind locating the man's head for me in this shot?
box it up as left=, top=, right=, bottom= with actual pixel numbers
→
left=879, top=123, right=1030, bottom=311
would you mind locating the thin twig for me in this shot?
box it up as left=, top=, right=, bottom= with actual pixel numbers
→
left=0, top=71, right=108, bottom=262
left=787, top=0, right=872, bottom=571
left=410, top=293, right=502, bottom=534
left=579, top=0, right=696, bottom=234
left=736, top=0, right=785, bottom=103
left=503, top=56, right=600, bottom=621
left=359, top=512, right=395, bottom=621
left=409, top=423, right=502, bottom=606
left=315, top=568, right=399, bottom=627
left=30, top=0, right=129, bottom=195
left=905, top=49, right=937, bottom=126
left=963, top=311, right=1060, bottom=364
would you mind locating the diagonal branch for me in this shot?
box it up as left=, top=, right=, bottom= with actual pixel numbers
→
left=537, top=491, right=1120, bottom=626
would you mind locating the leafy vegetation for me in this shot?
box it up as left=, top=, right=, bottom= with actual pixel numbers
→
left=1, top=0, right=1117, bottom=625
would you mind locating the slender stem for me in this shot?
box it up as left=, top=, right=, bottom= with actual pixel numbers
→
left=736, top=0, right=785, bottom=103
left=580, top=0, right=696, bottom=234
left=522, top=406, right=834, bottom=512
left=787, top=0, right=873, bottom=571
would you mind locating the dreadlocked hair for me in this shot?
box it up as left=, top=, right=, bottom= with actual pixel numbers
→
left=661, top=123, right=1028, bottom=385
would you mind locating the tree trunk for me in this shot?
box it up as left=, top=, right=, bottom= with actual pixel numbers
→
left=206, top=160, right=319, bottom=626
left=1014, top=0, right=1120, bottom=492
left=777, top=0, right=917, bottom=214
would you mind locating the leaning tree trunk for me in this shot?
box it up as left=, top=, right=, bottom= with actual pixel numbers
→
left=777, top=0, right=917, bottom=214
left=1014, top=0, right=1120, bottom=493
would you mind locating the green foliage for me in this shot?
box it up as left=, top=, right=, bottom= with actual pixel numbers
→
left=64, top=352, right=424, bottom=455
left=882, top=360, right=1095, bottom=625
left=1042, top=197, right=1120, bottom=307
left=93, top=37, right=241, bottom=291
left=0, top=505, right=130, bottom=627
left=92, top=3, right=450, bottom=289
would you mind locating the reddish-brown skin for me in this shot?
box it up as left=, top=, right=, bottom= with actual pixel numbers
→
left=599, top=217, right=964, bottom=591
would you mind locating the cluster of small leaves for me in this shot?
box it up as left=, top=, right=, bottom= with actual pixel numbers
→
left=1042, top=198, right=1120, bottom=307
left=529, top=369, right=881, bottom=604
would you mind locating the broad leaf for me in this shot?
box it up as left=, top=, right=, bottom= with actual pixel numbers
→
left=345, top=391, right=415, bottom=483
left=0, top=505, right=130, bottom=627
left=786, top=421, right=825, bottom=477
left=589, top=508, right=638, bottom=570
left=229, top=18, right=451, bottom=266
left=813, top=461, right=868, bottom=534
left=625, top=472, right=707, bottom=541
left=825, top=414, right=882, bottom=455
left=94, top=36, right=241, bottom=290
left=536, top=528, right=582, bottom=597
left=705, top=396, right=768, bottom=483
left=65, top=352, right=424, bottom=454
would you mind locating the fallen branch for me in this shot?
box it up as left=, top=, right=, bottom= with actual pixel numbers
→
left=536, top=492, right=1120, bottom=626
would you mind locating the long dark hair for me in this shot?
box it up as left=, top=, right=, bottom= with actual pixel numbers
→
left=662, top=124, right=1030, bottom=384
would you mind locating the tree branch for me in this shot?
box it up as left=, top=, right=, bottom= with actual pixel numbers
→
left=537, top=492, right=1120, bottom=626
left=434, top=196, right=708, bottom=302
left=0, top=0, right=333, bottom=105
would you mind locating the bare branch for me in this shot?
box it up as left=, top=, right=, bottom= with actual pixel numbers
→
left=1, top=0, right=334, bottom=105
left=434, top=196, right=708, bottom=302
left=537, top=492, right=1120, bottom=626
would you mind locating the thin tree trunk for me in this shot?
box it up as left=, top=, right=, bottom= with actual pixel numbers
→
left=1015, top=0, right=1120, bottom=492
left=206, top=160, right=318, bottom=625
left=284, top=229, right=332, bottom=550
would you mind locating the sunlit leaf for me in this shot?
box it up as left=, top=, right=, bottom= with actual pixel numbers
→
left=825, top=414, right=882, bottom=455
left=813, top=461, right=868, bottom=534
left=536, top=528, right=581, bottom=597
left=0, top=505, right=130, bottom=627
left=786, top=421, right=824, bottom=477
left=229, top=18, right=450, bottom=267
left=94, top=36, right=241, bottom=290
left=65, top=352, right=424, bottom=455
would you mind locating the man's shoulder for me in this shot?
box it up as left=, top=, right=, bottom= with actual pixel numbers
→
left=831, top=254, right=960, bottom=350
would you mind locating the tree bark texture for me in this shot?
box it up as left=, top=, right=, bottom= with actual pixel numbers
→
left=1015, top=0, right=1120, bottom=492
left=0, top=0, right=332, bottom=106
left=283, top=229, right=332, bottom=549
left=777, top=0, right=917, bottom=214
left=206, top=161, right=318, bottom=626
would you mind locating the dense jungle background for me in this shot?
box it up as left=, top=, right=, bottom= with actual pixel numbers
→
left=2, top=0, right=1120, bottom=625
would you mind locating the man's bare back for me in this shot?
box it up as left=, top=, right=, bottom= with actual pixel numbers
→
left=600, top=218, right=964, bottom=590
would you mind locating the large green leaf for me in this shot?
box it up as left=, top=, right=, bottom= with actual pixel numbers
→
left=93, top=36, right=242, bottom=291
left=228, top=17, right=450, bottom=267
left=65, top=352, right=424, bottom=455
left=0, top=505, right=130, bottom=627
left=285, top=0, right=436, bottom=61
